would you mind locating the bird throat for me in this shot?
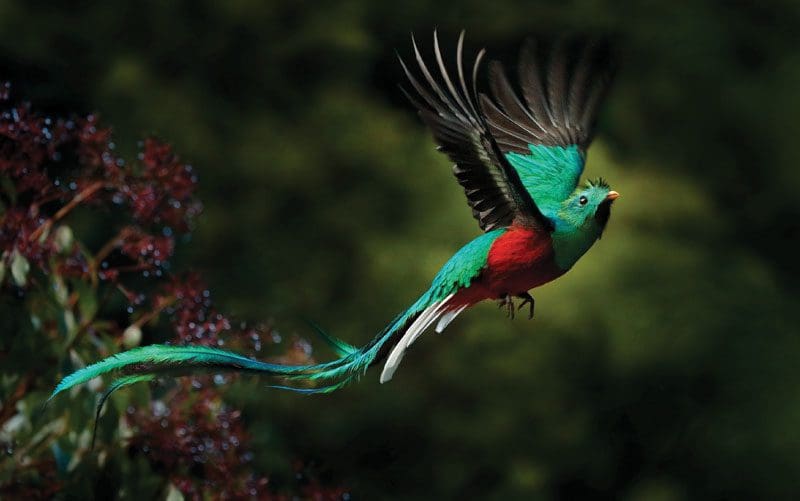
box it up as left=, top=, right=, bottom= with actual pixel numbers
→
left=550, top=222, right=602, bottom=271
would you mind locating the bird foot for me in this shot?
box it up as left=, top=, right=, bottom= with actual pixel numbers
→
left=497, top=293, right=535, bottom=320
left=517, top=292, right=535, bottom=320
left=497, top=293, right=515, bottom=320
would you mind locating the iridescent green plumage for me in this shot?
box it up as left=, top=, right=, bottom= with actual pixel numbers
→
left=50, top=229, right=504, bottom=403
left=51, top=345, right=297, bottom=398
left=506, top=144, right=584, bottom=218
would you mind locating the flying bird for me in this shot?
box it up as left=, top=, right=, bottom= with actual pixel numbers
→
left=51, top=31, right=618, bottom=407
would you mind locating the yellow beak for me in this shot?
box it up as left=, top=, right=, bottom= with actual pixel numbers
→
left=605, top=190, right=620, bottom=201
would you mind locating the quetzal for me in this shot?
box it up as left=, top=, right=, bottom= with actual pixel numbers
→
left=51, top=32, right=618, bottom=404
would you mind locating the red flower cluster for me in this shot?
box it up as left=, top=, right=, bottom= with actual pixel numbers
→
left=0, top=98, right=70, bottom=195
left=0, top=83, right=199, bottom=283
left=160, top=273, right=234, bottom=345
left=118, top=227, right=174, bottom=272
left=0, top=208, right=48, bottom=270
left=128, top=385, right=269, bottom=500
left=132, top=138, right=201, bottom=231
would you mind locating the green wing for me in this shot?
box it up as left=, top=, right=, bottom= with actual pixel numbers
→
left=480, top=38, right=614, bottom=216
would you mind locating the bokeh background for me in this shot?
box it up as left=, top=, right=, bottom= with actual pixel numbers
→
left=2, top=0, right=800, bottom=498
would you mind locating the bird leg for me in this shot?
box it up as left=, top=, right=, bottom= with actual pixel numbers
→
left=516, top=292, right=535, bottom=320
left=497, top=293, right=515, bottom=320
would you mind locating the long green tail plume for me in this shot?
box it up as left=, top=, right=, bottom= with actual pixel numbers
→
left=50, top=292, right=434, bottom=406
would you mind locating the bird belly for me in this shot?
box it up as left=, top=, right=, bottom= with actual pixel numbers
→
left=453, top=226, right=564, bottom=305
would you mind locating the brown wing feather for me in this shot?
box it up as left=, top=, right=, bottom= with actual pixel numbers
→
left=483, top=37, right=615, bottom=152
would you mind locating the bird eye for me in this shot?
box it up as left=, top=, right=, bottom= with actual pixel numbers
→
left=579, top=196, right=588, bottom=206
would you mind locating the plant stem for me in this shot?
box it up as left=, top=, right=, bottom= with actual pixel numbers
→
left=29, top=181, right=105, bottom=242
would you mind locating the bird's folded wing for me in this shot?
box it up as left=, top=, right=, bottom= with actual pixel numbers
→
left=480, top=38, right=615, bottom=208
left=401, top=31, right=552, bottom=233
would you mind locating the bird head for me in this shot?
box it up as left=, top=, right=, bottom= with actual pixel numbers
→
left=558, top=178, right=619, bottom=237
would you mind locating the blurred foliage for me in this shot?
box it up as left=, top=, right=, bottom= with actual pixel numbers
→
left=1, top=0, right=799, bottom=499
left=0, top=93, right=344, bottom=497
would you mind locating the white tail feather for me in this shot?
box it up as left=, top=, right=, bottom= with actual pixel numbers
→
left=380, top=294, right=454, bottom=384
left=435, top=304, right=467, bottom=333
left=406, top=299, right=452, bottom=347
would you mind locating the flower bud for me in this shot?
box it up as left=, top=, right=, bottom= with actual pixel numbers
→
left=122, top=325, right=143, bottom=349
left=54, top=226, right=74, bottom=252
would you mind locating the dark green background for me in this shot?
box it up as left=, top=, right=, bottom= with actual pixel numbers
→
left=3, top=1, right=799, bottom=498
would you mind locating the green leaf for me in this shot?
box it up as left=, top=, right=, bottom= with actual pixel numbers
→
left=52, top=276, right=69, bottom=306
left=10, top=250, right=29, bottom=287
left=30, top=314, right=42, bottom=331
left=59, top=310, right=78, bottom=345
left=73, top=280, right=97, bottom=321
left=165, top=484, right=185, bottom=501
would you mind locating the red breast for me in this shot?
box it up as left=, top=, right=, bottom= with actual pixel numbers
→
left=452, top=226, right=564, bottom=306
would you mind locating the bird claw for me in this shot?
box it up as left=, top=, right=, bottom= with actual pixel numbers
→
left=497, top=294, right=515, bottom=320
left=517, top=292, right=535, bottom=320
left=497, top=293, right=535, bottom=320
